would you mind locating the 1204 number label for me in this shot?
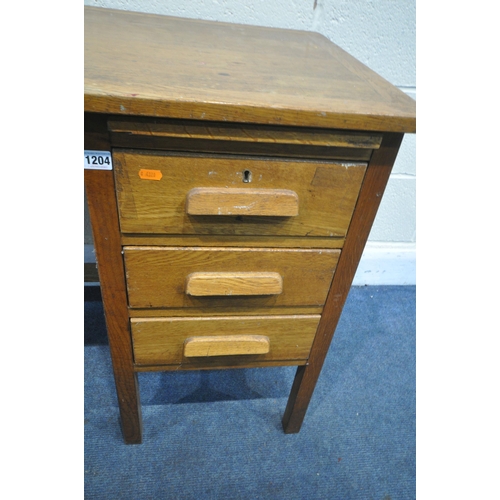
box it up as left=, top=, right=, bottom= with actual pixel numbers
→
left=84, top=151, right=113, bottom=170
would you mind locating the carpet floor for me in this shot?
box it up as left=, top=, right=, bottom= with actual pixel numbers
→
left=85, top=285, right=415, bottom=499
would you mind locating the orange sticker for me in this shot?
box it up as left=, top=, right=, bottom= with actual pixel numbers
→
left=139, top=169, right=162, bottom=181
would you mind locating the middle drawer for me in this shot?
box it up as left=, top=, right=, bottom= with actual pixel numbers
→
left=124, top=246, right=340, bottom=310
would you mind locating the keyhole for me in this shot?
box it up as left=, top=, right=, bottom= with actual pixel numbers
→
left=243, top=170, right=252, bottom=183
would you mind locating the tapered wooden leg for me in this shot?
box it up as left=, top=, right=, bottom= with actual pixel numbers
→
left=85, top=168, right=143, bottom=444
left=282, top=133, right=404, bottom=433
left=114, top=370, right=143, bottom=444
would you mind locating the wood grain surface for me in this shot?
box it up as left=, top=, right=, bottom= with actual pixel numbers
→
left=183, top=335, right=270, bottom=357
left=109, top=118, right=383, bottom=148
left=120, top=234, right=345, bottom=249
left=109, top=134, right=375, bottom=161
left=85, top=7, right=416, bottom=132
left=127, top=305, right=324, bottom=318
left=123, top=246, right=339, bottom=310
left=185, top=272, right=283, bottom=297
left=131, top=315, right=320, bottom=366
left=185, top=187, right=299, bottom=217
left=114, top=151, right=367, bottom=237
left=108, top=118, right=380, bottom=160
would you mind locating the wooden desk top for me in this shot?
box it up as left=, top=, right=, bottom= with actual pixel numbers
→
left=84, top=6, right=415, bottom=133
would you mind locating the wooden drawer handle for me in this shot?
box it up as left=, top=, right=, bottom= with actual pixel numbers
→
left=186, top=187, right=299, bottom=216
left=186, top=272, right=283, bottom=296
left=184, top=335, right=270, bottom=357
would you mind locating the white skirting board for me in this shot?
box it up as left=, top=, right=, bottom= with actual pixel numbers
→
left=353, top=242, right=416, bottom=286
left=85, top=243, right=416, bottom=287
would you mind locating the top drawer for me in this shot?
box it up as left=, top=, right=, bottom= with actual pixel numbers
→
left=113, top=150, right=367, bottom=238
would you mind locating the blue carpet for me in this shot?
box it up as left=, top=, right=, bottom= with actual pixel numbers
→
left=85, top=286, right=415, bottom=499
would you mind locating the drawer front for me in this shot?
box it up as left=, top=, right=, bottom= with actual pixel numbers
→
left=114, top=150, right=367, bottom=238
left=131, top=315, right=321, bottom=366
left=124, top=246, right=340, bottom=309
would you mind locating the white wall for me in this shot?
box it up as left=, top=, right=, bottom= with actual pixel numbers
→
left=84, top=0, right=416, bottom=285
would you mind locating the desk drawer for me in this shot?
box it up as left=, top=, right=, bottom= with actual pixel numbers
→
left=124, top=246, right=339, bottom=309
left=131, top=314, right=320, bottom=367
left=114, top=150, right=367, bottom=238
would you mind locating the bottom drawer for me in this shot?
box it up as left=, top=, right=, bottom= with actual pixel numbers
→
left=131, top=315, right=320, bottom=368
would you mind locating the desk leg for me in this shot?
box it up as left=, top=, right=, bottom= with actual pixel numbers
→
left=85, top=169, right=143, bottom=444
left=282, top=133, right=403, bottom=433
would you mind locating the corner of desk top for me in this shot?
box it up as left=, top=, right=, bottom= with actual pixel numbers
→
left=85, top=7, right=416, bottom=135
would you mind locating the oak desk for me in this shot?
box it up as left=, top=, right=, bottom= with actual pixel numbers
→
left=84, top=6, right=416, bottom=444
